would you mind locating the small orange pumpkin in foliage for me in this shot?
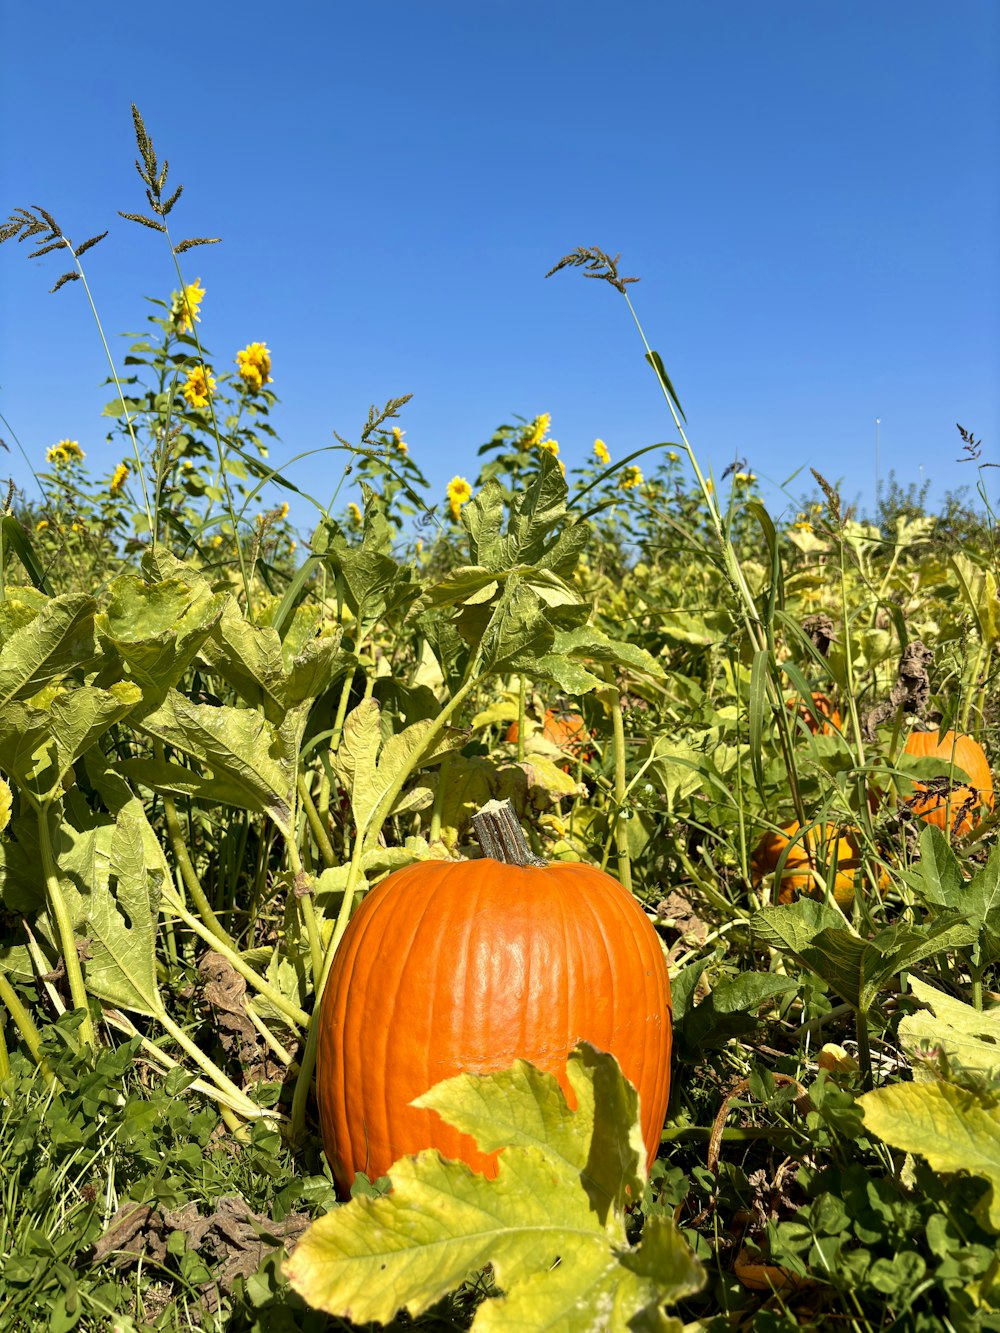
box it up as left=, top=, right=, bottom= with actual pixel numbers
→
left=751, top=821, right=886, bottom=908
left=902, top=728, right=993, bottom=838
left=787, top=692, right=841, bottom=736
left=506, top=706, right=592, bottom=759
left=316, top=799, right=671, bottom=1197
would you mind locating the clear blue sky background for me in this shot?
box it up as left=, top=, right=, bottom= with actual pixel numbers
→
left=2, top=1, right=997, bottom=535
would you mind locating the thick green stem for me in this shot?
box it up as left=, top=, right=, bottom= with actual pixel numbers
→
left=285, top=836, right=324, bottom=991
left=0, top=970, right=54, bottom=1085
left=156, top=1008, right=279, bottom=1121
left=970, top=956, right=984, bottom=1012
left=159, top=757, right=233, bottom=947
left=298, top=774, right=336, bottom=868
left=161, top=882, right=309, bottom=1028
left=38, top=804, right=96, bottom=1048
left=601, top=664, right=632, bottom=894
left=855, top=1007, right=874, bottom=1092
left=330, top=668, right=357, bottom=754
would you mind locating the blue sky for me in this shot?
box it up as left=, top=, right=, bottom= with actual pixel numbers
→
left=1, top=1, right=997, bottom=535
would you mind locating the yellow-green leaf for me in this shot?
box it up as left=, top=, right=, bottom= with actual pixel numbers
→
left=286, top=1046, right=703, bottom=1328
left=898, top=978, right=1000, bottom=1081
left=860, top=1081, right=1000, bottom=1231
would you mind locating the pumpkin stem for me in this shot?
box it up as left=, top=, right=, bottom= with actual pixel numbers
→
left=472, top=798, right=547, bottom=867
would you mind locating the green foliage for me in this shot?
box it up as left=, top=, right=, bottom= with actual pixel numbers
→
left=286, top=1046, right=705, bottom=1329
left=2, top=107, right=999, bottom=1329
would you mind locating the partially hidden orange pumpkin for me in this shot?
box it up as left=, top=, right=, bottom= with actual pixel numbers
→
left=902, top=728, right=994, bottom=838
left=316, top=799, right=671, bottom=1196
left=751, top=821, right=887, bottom=908
left=787, top=692, right=841, bottom=736
left=506, top=707, right=592, bottom=762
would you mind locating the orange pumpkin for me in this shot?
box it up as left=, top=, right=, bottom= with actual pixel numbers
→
left=787, top=692, right=841, bottom=736
left=316, top=799, right=671, bottom=1196
left=506, top=707, right=592, bottom=761
left=902, top=729, right=994, bottom=838
left=751, top=821, right=886, bottom=908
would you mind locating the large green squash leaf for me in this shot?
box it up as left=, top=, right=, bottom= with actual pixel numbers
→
left=751, top=899, right=977, bottom=1012
left=0, top=593, right=96, bottom=706
left=860, top=1081, right=1000, bottom=1232
left=331, top=697, right=465, bottom=837
left=285, top=1045, right=704, bottom=1329
left=898, top=978, right=1000, bottom=1082
left=135, top=690, right=298, bottom=835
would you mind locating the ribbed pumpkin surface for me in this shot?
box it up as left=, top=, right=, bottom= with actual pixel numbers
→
left=903, top=729, right=994, bottom=837
left=316, top=856, right=672, bottom=1195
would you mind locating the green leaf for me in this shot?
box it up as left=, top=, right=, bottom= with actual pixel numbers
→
left=549, top=626, right=664, bottom=679
left=752, top=900, right=977, bottom=1011
left=425, top=565, right=502, bottom=609
left=498, top=452, right=569, bottom=569
left=860, top=1081, right=1000, bottom=1231
left=416, top=1044, right=646, bottom=1227
left=0, top=593, right=96, bottom=707
left=911, top=828, right=1000, bottom=968
left=97, top=575, right=225, bottom=706
left=911, top=824, right=964, bottom=906
left=898, top=978, right=1000, bottom=1081
left=136, top=690, right=297, bottom=835
left=462, top=480, right=505, bottom=569
left=199, top=601, right=288, bottom=716
left=331, top=698, right=465, bottom=837
left=644, top=350, right=687, bottom=423
left=477, top=574, right=554, bottom=676
left=1, top=515, right=53, bottom=595
left=324, top=505, right=421, bottom=626
left=285, top=1046, right=704, bottom=1328
left=0, top=681, right=142, bottom=799
left=748, top=649, right=769, bottom=797
left=79, top=807, right=163, bottom=1016
left=674, top=973, right=800, bottom=1058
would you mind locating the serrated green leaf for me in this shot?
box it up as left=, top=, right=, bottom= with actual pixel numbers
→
left=675, top=973, right=800, bottom=1056
left=462, top=480, right=505, bottom=568
left=752, top=901, right=977, bottom=1011
left=531, top=654, right=605, bottom=694
left=913, top=824, right=964, bottom=906
left=502, top=452, right=568, bottom=567
left=0, top=593, right=96, bottom=707
left=81, top=807, right=163, bottom=1016
left=136, top=690, right=296, bottom=834
left=899, top=978, right=1000, bottom=1081
left=0, top=681, right=141, bottom=798
left=860, top=1081, right=1000, bottom=1231
left=332, top=698, right=465, bottom=837
left=416, top=1045, right=645, bottom=1227
left=286, top=1046, right=703, bottom=1328
left=477, top=574, right=553, bottom=676
left=550, top=626, right=664, bottom=679
left=324, top=510, right=421, bottom=626
left=425, top=565, right=503, bottom=609
left=97, top=576, right=225, bottom=706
